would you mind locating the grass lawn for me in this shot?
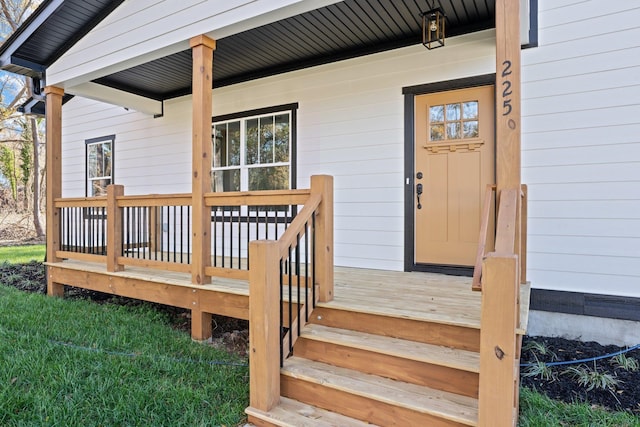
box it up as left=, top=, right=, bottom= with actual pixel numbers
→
left=0, top=244, right=45, bottom=264
left=0, top=285, right=248, bottom=426
left=519, top=387, right=640, bottom=426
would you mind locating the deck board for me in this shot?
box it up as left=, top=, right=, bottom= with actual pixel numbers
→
left=46, top=260, right=530, bottom=333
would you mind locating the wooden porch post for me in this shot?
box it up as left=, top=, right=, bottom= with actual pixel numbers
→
left=249, top=240, right=281, bottom=411
left=495, top=0, right=522, bottom=282
left=310, top=175, right=334, bottom=302
left=45, top=86, right=64, bottom=297
left=478, top=253, right=519, bottom=427
left=190, top=34, right=216, bottom=287
left=106, top=184, right=124, bottom=272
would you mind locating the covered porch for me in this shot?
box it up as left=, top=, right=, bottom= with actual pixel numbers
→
left=29, top=0, right=532, bottom=425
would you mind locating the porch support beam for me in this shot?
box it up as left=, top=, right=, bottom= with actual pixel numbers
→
left=495, top=0, right=521, bottom=189
left=495, top=0, right=522, bottom=281
left=45, top=85, right=65, bottom=297
left=190, top=35, right=216, bottom=286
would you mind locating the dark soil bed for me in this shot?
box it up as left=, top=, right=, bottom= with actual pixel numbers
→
left=2, top=261, right=639, bottom=414
left=521, top=336, right=640, bottom=415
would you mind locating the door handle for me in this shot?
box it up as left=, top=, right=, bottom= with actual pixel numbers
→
left=416, top=183, right=423, bottom=209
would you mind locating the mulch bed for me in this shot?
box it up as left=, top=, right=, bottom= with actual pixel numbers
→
left=521, top=336, right=640, bottom=414
left=2, top=261, right=639, bottom=413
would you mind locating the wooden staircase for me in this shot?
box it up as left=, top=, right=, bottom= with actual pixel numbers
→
left=246, top=301, right=489, bottom=426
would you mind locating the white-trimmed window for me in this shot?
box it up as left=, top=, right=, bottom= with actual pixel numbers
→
left=85, top=135, right=114, bottom=196
left=212, top=104, right=297, bottom=192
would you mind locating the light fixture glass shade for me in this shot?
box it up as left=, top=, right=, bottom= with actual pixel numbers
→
left=422, top=8, right=445, bottom=50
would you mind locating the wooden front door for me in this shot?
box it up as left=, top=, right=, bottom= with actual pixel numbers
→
left=414, top=85, right=495, bottom=267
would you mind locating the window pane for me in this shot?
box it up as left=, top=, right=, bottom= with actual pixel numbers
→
left=274, top=114, right=289, bottom=163
left=259, top=115, right=274, bottom=164
left=212, top=125, right=227, bottom=167
left=103, top=142, right=112, bottom=177
left=446, top=103, right=460, bottom=121
left=90, top=179, right=110, bottom=196
left=447, top=122, right=461, bottom=139
left=87, top=144, right=98, bottom=178
left=246, top=118, right=259, bottom=165
left=228, top=121, right=240, bottom=166
left=211, top=169, right=240, bottom=192
left=463, top=121, right=479, bottom=138
left=249, top=166, right=289, bottom=191
left=463, top=101, right=478, bottom=119
left=429, top=105, right=444, bottom=122
left=430, top=124, right=444, bottom=141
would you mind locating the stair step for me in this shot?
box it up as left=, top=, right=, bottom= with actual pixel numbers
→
left=295, top=324, right=479, bottom=397
left=246, top=397, right=378, bottom=427
left=301, top=324, right=479, bottom=373
left=281, top=357, right=478, bottom=426
left=310, top=306, right=481, bottom=351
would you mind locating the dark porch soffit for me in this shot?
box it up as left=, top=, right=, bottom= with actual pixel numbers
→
left=0, top=0, right=497, bottom=104
left=0, top=0, right=125, bottom=78
left=96, top=0, right=497, bottom=101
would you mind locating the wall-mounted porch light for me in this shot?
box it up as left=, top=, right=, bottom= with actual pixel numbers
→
left=422, top=8, right=445, bottom=50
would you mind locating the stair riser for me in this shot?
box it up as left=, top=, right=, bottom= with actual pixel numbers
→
left=246, top=415, right=279, bottom=427
left=293, top=338, right=479, bottom=398
left=311, top=307, right=480, bottom=352
left=281, top=375, right=471, bottom=427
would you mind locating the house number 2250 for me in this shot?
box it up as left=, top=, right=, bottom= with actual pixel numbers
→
left=501, top=60, right=513, bottom=116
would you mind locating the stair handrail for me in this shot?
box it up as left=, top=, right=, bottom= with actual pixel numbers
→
left=478, top=186, right=521, bottom=427
left=472, top=184, right=496, bottom=291
left=248, top=175, right=334, bottom=413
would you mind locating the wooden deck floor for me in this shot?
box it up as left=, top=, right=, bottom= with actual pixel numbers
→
left=46, top=260, right=529, bottom=333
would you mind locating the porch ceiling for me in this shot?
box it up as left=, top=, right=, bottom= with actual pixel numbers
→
left=2, top=0, right=495, bottom=103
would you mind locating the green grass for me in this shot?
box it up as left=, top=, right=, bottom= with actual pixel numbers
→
left=0, top=284, right=248, bottom=426
left=0, top=244, right=45, bottom=264
left=519, top=387, right=640, bottom=426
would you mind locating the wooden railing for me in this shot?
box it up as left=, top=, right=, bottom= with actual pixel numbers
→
left=57, top=196, right=108, bottom=263
left=53, top=188, right=315, bottom=271
left=472, top=184, right=528, bottom=291
left=248, top=175, right=333, bottom=413
left=477, top=186, right=527, bottom=427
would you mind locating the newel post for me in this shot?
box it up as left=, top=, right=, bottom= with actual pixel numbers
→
left=310, top=175, right=334, bottom=302
left=45, top=86, right=64, bottom=297
left=248, top=240, right=281, bottom=411
left=190, top=34, right=216, bottom=286
left=478, top=253, right=519, bottom=427
left=106, top=184, right=124, bottom=272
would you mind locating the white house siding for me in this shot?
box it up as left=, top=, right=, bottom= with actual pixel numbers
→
left=521, top=0, right=640, bottom=297
left=61, top=96, right=193, bottom=197
left=61, top=30, right=496, bottom=271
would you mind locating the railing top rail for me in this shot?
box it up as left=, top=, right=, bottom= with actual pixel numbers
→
left=54, top=196, right=107, bottom=207
left=277, top=193, right=322, bottom=259
left=116, top=193, right=192, bottom=207
left=205, top=189, right=311, bottom=207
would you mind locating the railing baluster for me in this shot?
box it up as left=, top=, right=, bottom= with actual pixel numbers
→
left=173, top=205, right=177, bottom=263
left=221, top=208, right=226, bottom=268
left=187, top=206, right=191, bottom=264
left=280, top=259, right=284, bottom=367
left=229, top=208, right=233, bottom=268
left=296, top=233, right=301, bottom=338
left=305, top=222, right=309, bottom=321
left=180, top=206, right=184, bottom=264
left=288, top=245, right=293, bottom=356
left=312, top=213, right=316, bottom=307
